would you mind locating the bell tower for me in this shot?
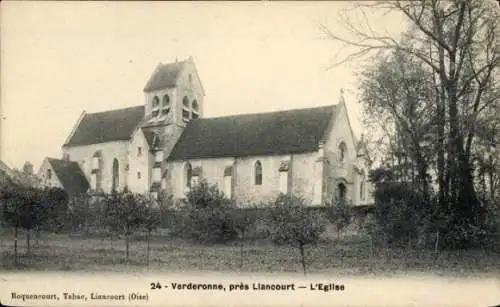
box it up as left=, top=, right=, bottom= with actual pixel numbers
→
left=141, top=56, right=205, bottom=154
left=143, top=56, right=204, bottom=128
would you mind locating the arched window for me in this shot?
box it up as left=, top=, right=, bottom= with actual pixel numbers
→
left=254, top=160, right=262, bottom=185
left=161, top=170, right=168, bottom=190
left=222, top=166, right=232, bottom=198
left=182, top=96, right=190, bottom=122
left=112, top=158, right=119, bottom=192
left=360, top=171, right=366, bottom=201
left=162, top=94, right=170, bottom=106
left=192, top=100, right=199, bottom=119
left=161, top=95, right=170, bottom=116
left=339, top=142, right=347, bottom=165
left=47, top=169, right=52, bottom=180
left=185, top=162, right=193, bottom=188
left=338, top=183, right=347, bottom=203
left=152, top=96, right=160, bottom=117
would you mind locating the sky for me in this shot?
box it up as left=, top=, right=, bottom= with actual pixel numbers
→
left=1, top=1, right=407, bottom=171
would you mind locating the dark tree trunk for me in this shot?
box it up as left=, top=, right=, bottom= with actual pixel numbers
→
left=14, top=226, right=18, bottom=266
left=35, top=228, right=41, bottom=247
left=488, top=155, right=495, bottom=200
left=240, top=242, right=244, bottom=269
left=125, top=232, right=130, bottom=263
left=146, top=230, right=151, bottom=269
left=26, top=230, right=31, bottom=255
left=434, top=230, right=440, bottom=254
left=436, top=79, right=447, bottom=208
left=299, top=244, right=306, bottom=276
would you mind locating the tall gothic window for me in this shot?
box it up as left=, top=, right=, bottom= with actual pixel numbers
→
left=339, top=142, right=347, bottom=165
left=152, top=96, right=160, bottom=117
left=161, top=95, right=170, bottom=117
left=192, top=100, right=199, bottom=119
left=112, top=158, right=119, bottom=192
left=338, top=183, right=347, bottom=203
left=185, top=162, right=193, bottom=188
left=254, top=160, right=262, bottom=185
left=182, top=96, right=190, bottom=122
left=360, top=171, right=366, bottom=201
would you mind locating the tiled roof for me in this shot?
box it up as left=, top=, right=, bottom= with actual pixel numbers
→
left=143, top=61, right=186, bottom=93
left=168, top=105, right=338, bottom=161
left=142, top=129, right=161, bottom=149
left=47, top=158, right=90, bottom=196
left=64, top=106, right=144, bottom=147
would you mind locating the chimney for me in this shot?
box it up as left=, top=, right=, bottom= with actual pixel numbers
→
left=339, top=88, right=346, bottom=105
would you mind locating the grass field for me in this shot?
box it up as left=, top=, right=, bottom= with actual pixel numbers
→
left=1, top=228, right=499, bottom=276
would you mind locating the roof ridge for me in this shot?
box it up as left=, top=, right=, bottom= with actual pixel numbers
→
left=85, top=105, right=144, bottom=116
left=169, top=104, right=338, bottom=160
left=47, top=157, right=75, bottom=163
left=198, top=104, right=338, bottom=120
left=160, top=58, right=188, bottom=67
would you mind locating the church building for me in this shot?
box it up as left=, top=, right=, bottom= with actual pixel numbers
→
left=38, top=57, right=373, bottom=207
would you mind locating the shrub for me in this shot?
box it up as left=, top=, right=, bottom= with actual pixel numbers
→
left=157, top=191, right=180, bottom=231
left=372, top=182, right=430, bottom=248
left=67, top=194, right=107, bottom=234
left=177, top=180, right=238, bottom=244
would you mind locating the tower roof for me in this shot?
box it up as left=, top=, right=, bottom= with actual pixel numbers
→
left=143, top=60, right=187, bottom=93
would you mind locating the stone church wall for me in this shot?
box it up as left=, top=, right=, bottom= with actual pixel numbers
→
left=290, top=152, right=321, bottom=205
left=323, top=104, right=357, bottom=203
left=62, top=141, right=129, bottom=194
left=127, top=129, right=153, bottom=194
left=166, top=151, right=320, bottom=206
left=37, top=158, right=64, bottom=189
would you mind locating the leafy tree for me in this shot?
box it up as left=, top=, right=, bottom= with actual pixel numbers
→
left=68, top=193, right=92, bottom=233
left=267, top=194, right=326, bottom=275
left=38, top=187, right=68, bottom=233
left=0, top=184, right=46, bottom=262
left=325, top=197, right=352, bottom=240
left=230, top=204, right=259, bottom=268
left=142, top=195, right=160, bottom=268
left=372, top=181, right=432, bottom=248
left=360, top=213, right=378, bottom=261
left=179, top=180, right=238, bottom=244
left=157, top=191, right=180, bottom=231
left=22, top=161, right=34, bottom=176
left=321, top=0, right=500, bottom=248
left=104, top=191, right=154, bottom=263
